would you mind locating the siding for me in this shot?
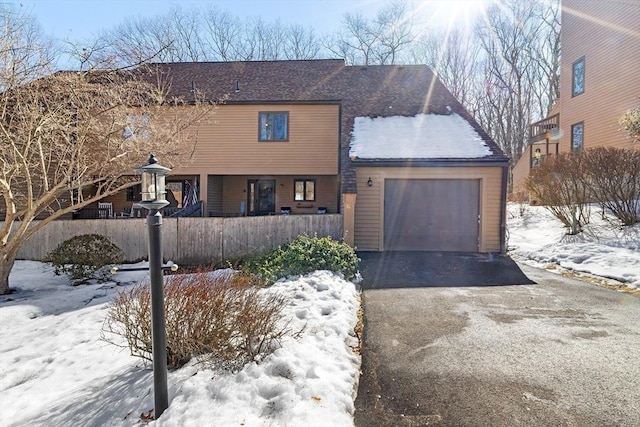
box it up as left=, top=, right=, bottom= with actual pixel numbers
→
left=559, top=0, right=640, bottom=152
left=354, top=166, right=504, bottom=252
left=512, top=145, right=533, bottom=195
left=172, top=104, right=340, bottom=176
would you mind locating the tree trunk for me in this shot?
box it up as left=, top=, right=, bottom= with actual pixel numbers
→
left=0, top=252, right=17, bottom=295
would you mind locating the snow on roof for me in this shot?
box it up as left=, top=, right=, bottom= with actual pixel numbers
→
left=349, top=113, right=493, bottom=160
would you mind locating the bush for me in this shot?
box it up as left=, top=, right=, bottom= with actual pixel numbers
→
left=243, top=235, right=359, bottom=285
left=526, top=148, right=640, bottom=230
left=46, top=234, right=124, bottom=282
left=526, top=153, right=591, bottom=234
left=582, top=147, right=640, bottom=226
left=102, top=271, right=291, bottom=371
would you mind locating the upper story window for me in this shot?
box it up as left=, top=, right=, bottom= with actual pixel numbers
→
left=124, top=114, right=150, bottom=139
left=572, top=57, right=585, bottom=97
left=259, top=112, right=288, bottom=141
left=571, top=122, right=584, bottom=151
left=294, top=179, right=315, bottom=201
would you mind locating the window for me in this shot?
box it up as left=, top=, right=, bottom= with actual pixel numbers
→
left=572, top=57, right=585, bottom=97
left=259, top=112, right=288, bottom=141
left=124, top=114, right=150, bottom=139
left=571, top=122, right=584, bottom=151
left=126, top=183, right=142, bottom=201
left=294, top=179, right=315, bottom=201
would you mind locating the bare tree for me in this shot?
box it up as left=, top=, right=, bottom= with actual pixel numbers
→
left=373, top=0, right=415, bottom=64
left=0, top=11, right=218, bottom=294
left=535, top=0, right=561, bottom=116
left=411, top=28, right=482, bottom=108
left=474, top=0, right=559, bottom=162
left=92, top=16, right=174, bottom=66
left=201, top=7, right=245, bottom=61
left=94, top=6, right=323, bottom=64
left=325, top=0, right=414, bottom=65
left=332, top=12, right=380, bottom=65
left=283, top=24, right=321, bottom=60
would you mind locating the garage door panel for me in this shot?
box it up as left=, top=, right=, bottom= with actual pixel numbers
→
left=384, top=179, right=479, bottom=251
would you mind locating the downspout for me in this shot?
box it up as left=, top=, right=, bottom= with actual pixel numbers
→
left=500, top=162, right=509, bottom=254
left=337, top=102, right=343, bottom=214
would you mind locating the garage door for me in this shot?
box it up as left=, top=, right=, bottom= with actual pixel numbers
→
left=384, top=179, right=480, bottom=251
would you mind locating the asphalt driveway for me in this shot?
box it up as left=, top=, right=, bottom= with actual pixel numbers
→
left=354, top=253, right=640, bottom=426
left=358, top=251, right=534, bottom=288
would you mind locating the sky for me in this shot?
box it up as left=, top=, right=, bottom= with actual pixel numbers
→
left=18, top=0, right=363, bottom=41
left=16, top=0, right=486, bottom=43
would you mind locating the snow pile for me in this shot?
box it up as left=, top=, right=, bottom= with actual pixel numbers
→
left=508, top=203, right=640, bottom=289
left=0, top=265, right=361, bottom=426
left=349, top=113, right=493, bottom=159
left=159, top=272, right=361, bottom=426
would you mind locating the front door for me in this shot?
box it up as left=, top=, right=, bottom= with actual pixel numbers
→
left=248, top=179, right=275, bottom=216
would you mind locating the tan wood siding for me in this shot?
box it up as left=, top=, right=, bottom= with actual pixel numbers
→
left=354, top=166, right=503, bottom=252
left=511, top=145, right=532, bottom=195
left=559, top=0, right=640, bottom=153
left=353, top=171, right=383, bottom=250
left=172, top=104, right=340, bottom=176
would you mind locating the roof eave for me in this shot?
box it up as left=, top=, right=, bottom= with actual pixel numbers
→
left=350, top=157, right=509, bottom=167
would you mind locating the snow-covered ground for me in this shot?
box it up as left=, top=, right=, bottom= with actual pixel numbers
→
left=1, top=203, right=637, bottom=426
left=507, top=202, right=640, bottom=290
left=0, top=264, right=361, bottom=426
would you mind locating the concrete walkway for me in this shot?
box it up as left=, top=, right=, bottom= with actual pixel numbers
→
left=354, top=255, right=640, bottom=426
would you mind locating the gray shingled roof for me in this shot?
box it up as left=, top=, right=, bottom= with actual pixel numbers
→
left=144, top=59, right=507, bottom=193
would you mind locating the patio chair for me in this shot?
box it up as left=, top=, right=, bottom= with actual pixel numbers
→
left=130, top=205, right=144, bottom=218
left=98, top=202, right=113, bottom=219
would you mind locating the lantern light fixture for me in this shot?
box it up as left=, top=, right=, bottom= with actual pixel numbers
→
left=135, top=154, right=171, bottom=211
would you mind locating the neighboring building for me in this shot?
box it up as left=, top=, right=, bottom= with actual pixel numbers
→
left=512, top=0, right=640, bottom=195
left=97, top=59, right=509, bottom=253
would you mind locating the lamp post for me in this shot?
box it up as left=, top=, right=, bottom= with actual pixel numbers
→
left=135, top=154, right=171, bottom=418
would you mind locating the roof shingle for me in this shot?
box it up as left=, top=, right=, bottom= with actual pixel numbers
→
left=144, top=59, right=507, bottom=193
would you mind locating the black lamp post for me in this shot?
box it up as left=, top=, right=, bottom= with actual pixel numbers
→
left=135, top=154, right=171, bottom=418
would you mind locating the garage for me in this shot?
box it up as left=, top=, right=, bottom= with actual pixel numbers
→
left=349, top=113, right=509, bottom=253
left=384, top=179, right=480, bottom=251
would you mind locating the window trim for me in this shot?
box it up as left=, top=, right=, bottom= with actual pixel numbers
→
left=572, top=56, right=585, bottom=97
left=123, top=113, right=150, bottom=140
left=294, top=179, right=316, bottom=202
left=258, top=111, right=289, bottom=142
left=571, top=121, right=584, bottom=152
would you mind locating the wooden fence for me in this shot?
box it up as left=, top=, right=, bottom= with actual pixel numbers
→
left=10, top=214, right=344, bottom=265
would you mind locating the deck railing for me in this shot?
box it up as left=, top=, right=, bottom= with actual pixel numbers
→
left=529, top=113, right=560, bottom=143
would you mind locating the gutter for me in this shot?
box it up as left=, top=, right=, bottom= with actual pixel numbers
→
left=351, top=158, right=510, bottom=168
left=499, top=162, right=509, bottom=254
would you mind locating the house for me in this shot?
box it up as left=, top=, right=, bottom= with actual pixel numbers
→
left=512, top=0, right=640, bottom=195
left=97, top=59, right=509, bottom=253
